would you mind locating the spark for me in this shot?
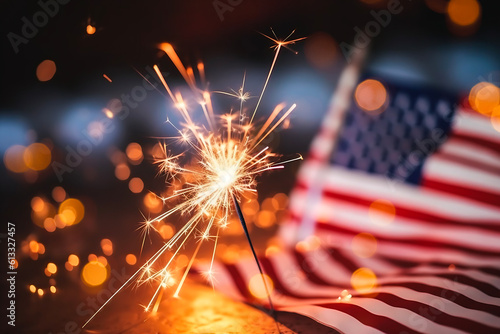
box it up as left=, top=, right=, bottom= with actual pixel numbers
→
left=83, top=31, right=303, bottom=328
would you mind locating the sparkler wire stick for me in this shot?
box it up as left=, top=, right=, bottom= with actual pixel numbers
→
left=232, top=195, right=281, bottom=333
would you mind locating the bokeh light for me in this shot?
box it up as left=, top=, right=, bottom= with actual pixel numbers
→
left=3, top=145, right=28, bottom=173
left=36, top=60, right=57, bottom=82
left=68, top=254, right=80, bottom=267
left=81, top=261, right=108, bottom=287
left=248, top=274, right=274, bottom=299
left=273, top=193, right=288, bottom=210
left=425, top=0, right=448, bottom=13
left=126, top=142, right=143, bottom=164
left=354, top=79, right=387, bottom=113
left=58, top=198, right=85, bottom=226
left=469, top=82, right=500, bottom=116
left=101, top=239, right=113, bottom=256
left=23, top=143, right=51, bottom=171
left=125, top=254, right=137, bottom=265
left=447, top=0, right=481, bottom=26
left=491, top=105, right=500, bottom=133
left=29, top=285, right=36, bottom=293
left=52, top=186, right=66, bottom=202
left=50, top=286, right=57, bottom=294
left=352, top=233, right=378, bottom=258
left=129, top=177, right=144, bottom=193
left=38, top=289, right=44, bottom=297
left=47, top=263, right=57, bottom=274
left=43, top=217, right=56, bottom=232
left=304, top=32, right=338, bottom=69
left=29, top=240, right=39, bottom=253
left=351, top=267, right=377, bottom=293
left=86, top=25, right=96, bottom=35
left=115, top=163, right=131, bottom=180
left=368, top=199, right=396, bottom=225
left=143, top=192, right=163, bottom=213
left=158, top=223, right=175, bottom=240
left=31, top=197, right=45, bottom=213
left=255, top=210, right=276, bottom=228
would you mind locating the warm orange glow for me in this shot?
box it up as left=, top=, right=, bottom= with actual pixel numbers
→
left=24, top=143, right=51, bottom=171
left=425, top=0, right=448, bottom=13
left=36, top=60, right=56, bottom=82
left=143, top=193, right=163, bottom=213
left=128, top=177, right=144, bottom=193
left=295, top=235, right=321, bottom=252
left=351, top=267, right=377, bottom=293
left=368, top=199, right=396, bottom=225
left=158, top=223, right=175, bottom=240
left=242, top=201, right=259, bottom=216
left=125, top=254, right=137, bottom=265
left=82, top=261, right=108, bottom=287
left=38, top=289, right=44, bottom=296
left=4, top=145, right=28, bottom=173
left=68, top=254, right=80, bottom=267
left=47, top=263, right=57, bottom=274
left=273, top=193, right=289, bottom=210
left=103, top=74, right=112, bottom=82
left=126, top=142, right=143, bottom=162
left=469, top=82, right=500, bottom=116
left=448, top=264, right=456, bottom=271
left=249, top=274, right=274, bottom=299
left=65, top=262, right=73, bottom=271
left=261, top=197, right=279, bottom=212
left=86, top=24, right=96, bottom=35
left=176, top=254, right=189, bottom=268
left=352, top=233, right=377, bottom=258
left=88, top=254, right=98, bottom=262
left=54, top=214, right=66, bottom=229
left=58, top=198, right=85, bottom=226
left=44, top=217, right=56, bottom=232
left=265, top=245, right=281, bottom=256
left=29, top=240, right=39, bottom=253
left=255, top=210, right=276, bottom=228
left=97, top=256, right=108, bottom=266
left=29, top=285, right=36, bottom=293
left=447, top=0, right=481, bottom=26
left=50, top=286, right=57, bottom=293
left=355, top=79, right=387, bottom=113
left=31, top=197, right=45, bottom=212
left=304, top=32, right=338, bottom=69
left=491, top=105, right=500, bottom=133
left=52, top=186, right=66, bottom=202
left=101, top=239, right=113, bottom=256
left=102, top=108, right=114, bottom=119
left=115, top=163, right=131, bottom=180
left=338, top=289, right=352, bottom=302
left=38, top=243, right=45, bottom=255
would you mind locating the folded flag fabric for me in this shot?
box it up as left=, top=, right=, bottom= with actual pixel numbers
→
left=196, top=61, right=500, bottom=333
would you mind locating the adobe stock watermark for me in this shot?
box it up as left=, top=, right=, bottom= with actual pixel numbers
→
left=51, top=66, right=167, bottom=182
left=403, top=275, right=464, bottom=334
left=7, top=0, right=71, bottom=54
left=340, top=0, right=411, bottom=63
left=213, top=0, right=243, bottom=22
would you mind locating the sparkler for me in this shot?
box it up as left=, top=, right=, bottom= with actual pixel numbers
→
left=83, top=31, right=304, bottom=329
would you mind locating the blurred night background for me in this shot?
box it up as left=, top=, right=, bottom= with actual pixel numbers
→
left=1, top=0, right=499, bottom=332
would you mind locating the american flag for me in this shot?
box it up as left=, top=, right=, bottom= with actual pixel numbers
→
left=197, top=60, right=500, bottom=333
